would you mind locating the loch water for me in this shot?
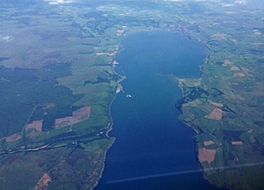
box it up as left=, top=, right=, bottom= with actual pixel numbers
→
left=97, top=31, right=222, bottom=190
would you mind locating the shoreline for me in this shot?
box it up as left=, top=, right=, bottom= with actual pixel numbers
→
left=173, top=30, right=220, bottom=184
left=93, top=40, right=126, bottom=189
left=91, top=137, right=115, bottom=190
left=94, top=29, right=210, bottom=190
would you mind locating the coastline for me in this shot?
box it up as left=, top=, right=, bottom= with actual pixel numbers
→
left=95, top=29, right=211, bottom=189
left=170, top=30, right=214, bottom=180
left=93, top=40, right=126, bottom=189
left=91, top=138, right=115, bottom=190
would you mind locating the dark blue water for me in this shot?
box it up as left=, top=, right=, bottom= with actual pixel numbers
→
left=96, top=32, right=222, bottom=190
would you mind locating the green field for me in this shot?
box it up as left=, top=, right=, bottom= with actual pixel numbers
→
left=0, top=0, right=263, bottom=189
